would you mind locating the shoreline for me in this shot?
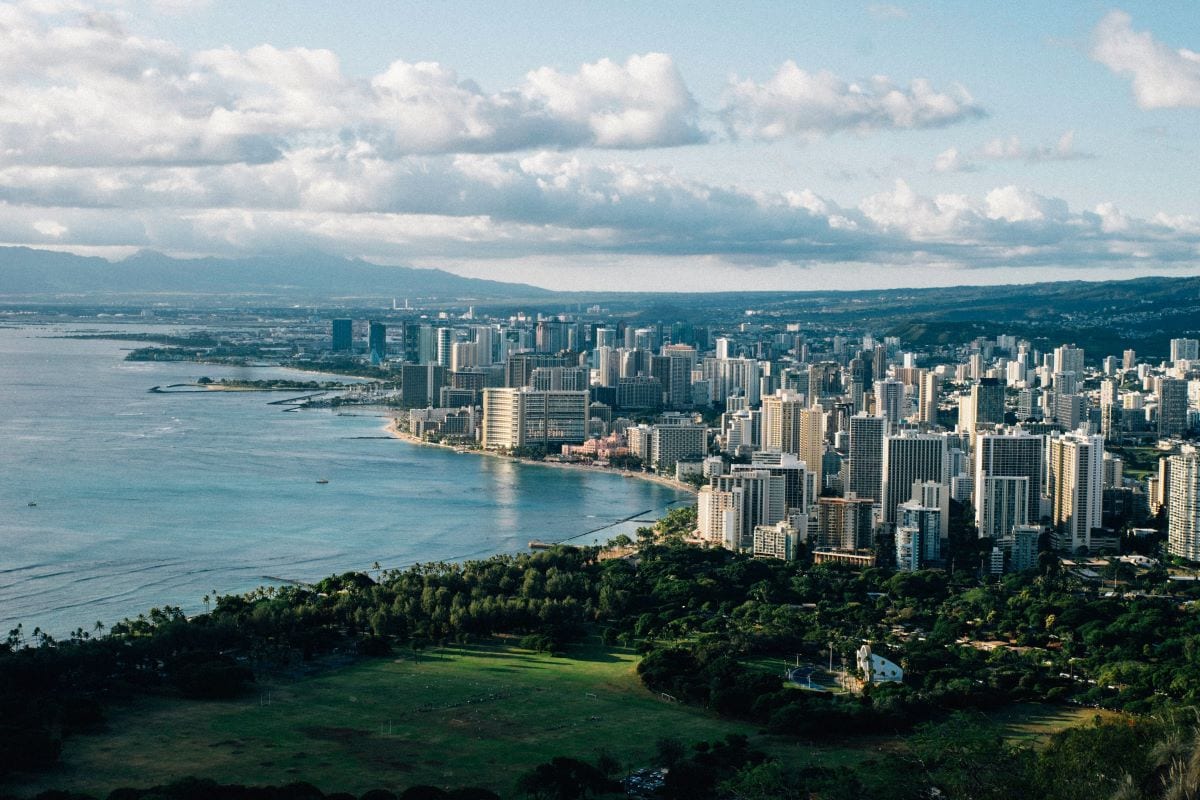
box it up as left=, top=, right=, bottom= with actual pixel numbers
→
left=382, top=418, right=698, bottom=497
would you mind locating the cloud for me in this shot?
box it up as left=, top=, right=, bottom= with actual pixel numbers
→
left=0, top=7, right=704, bottom=167
left=32, top=219, right=67, bottom=237
left=932, top=130, right=1092, bottom=172
left=1092, top=10, right=1200, bottom=109
left=721, top=61, right=984, bottom=140
left=1, top=146, right=1196, bottom=278
left=932, top=147, right=976, bottom=173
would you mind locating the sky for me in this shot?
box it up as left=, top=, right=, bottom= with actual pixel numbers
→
left=1, top=1, right=1199, bottom=291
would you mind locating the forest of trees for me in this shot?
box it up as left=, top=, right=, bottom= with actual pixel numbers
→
left=4, top=534, right=1200, bottom=798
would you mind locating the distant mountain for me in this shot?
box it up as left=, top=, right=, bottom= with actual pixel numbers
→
left=0, top=247, right=552, bottom=301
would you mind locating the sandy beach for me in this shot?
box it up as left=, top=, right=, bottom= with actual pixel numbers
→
left=382, top=418, right=698, bottom=496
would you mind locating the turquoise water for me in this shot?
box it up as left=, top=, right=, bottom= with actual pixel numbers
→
left=0, top=325, right=689, bottom=636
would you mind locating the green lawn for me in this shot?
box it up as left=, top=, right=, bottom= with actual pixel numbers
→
left=7, top=640, right=762, bottom=797
left=985, top=702, right=1122, bottom=743
left=4, top=641, right=1122, bottom=798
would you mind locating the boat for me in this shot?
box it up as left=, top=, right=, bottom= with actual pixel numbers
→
left=27, top=502, right=36, bottom=507
left=315, top=479, right=329, bottom=484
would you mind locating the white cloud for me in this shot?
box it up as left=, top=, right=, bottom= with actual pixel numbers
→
left=984, top=185, right=1067, bottom=223
left=1092, top=10, right=1200, bottom=109
left=0, top=8, right=705, bottom=167
left=1, top=155, right=1197, bottom=279
left=933, top=130, right=1091, bottom=173
left=932, top=147, right=975, bottom=173
left=721, top=61, right=984, bottom=140
left=32, top=218, right=67, bottom=237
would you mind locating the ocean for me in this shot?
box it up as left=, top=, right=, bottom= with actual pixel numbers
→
left=0, top=324, right=689, bottom=636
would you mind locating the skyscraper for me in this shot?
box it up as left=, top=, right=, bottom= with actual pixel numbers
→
left=367, top=320, right=387, bottom=363
left=814, top=496, right=875, bottom=551
left=1047, top=431, right=1104, bottom=553
left=874, top=378, right=905, bottom=429
left=798, top=404, right=827, bottom=489
left=733, top=452, right=810, bottom=515
left=481, top=388, right=588, bottom=451
left=1053, top=344, right=1085, bottom=377
left=807, top=362, right=841, bottom=407
left=331, top=318, right=353, bottom=352
left=436, top=327, right=452, bottom=368
left=918, top=371, right=940, bottom=426
left=976, top=476, right=1029, bottom=540
left=1170, top=338, right=1200, bottom=363
left=761, top=390, right=805, bottom=455
left=881, top=432, right=948, bottom=526
left=971, top=378, right=1005, bottom=427
left=1167, top=450, right=1200, bottom=562
left=847, top=413, right=885, bottom=502
left=1158, top=378, right=1189, bottom=438
left=974, top=430, right=1045, bottom=531
left=710, top=469, right=786, bottom=550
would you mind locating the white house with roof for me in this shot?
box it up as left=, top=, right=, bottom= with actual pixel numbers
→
left=857, top=643, right=903, bottom=684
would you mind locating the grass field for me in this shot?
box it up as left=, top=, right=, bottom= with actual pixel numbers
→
left=7, top=640, right=765, bottom=797
left=4, top=640, right=1118, bottom=798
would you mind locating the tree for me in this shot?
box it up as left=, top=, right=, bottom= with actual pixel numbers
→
left=516, top=756, right=622, bottom=799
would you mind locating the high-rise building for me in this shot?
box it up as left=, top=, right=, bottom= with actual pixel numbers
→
left=977, top=476, right=1029, bottom=540
left=974, top=430, right=1045, bottom=531
left=1167, top=450, right=1200, bottom=562
left=881, top=432, right=948, bottom=526
left=814, top=496, right=875, bottom=551
left=703, top=357, right=761, bottom=407
left=481, top=388, right=588, bottom=451
left=734, top=452, right=810, bottom=515
left=847, top=414, right=885, bottom=502
left=798, top=405, right=827, bottom=489
left=1170, top=338, right=1200, bottom=363
left=761, top=390, right=806, bottom=455
left=1053, top=345, right=1085, bottom=377
left=506, top=353, right=568, bottom=388
left=654, top=345, right=697, bottom=409
left=1047, top=431, right=1105, bottom=553
left=896, top=500, right=942, bottom=567
left=367, top=321, right=387, bottom=363
left=874, top=378, right=905, bottom=428
left=808, top=362, right=841, bottom=407
left=1122, top=349, right=1137, bottom=371
left=1103, top=452, right=1123, bottom=488
left=1002, top=524, right=1041, bottom=572
left=650, top=424, right=707, bottom=472
left=617, top=376, right=664, bottom=409
left=1158, top=378, right=1189, bottom=438
left=918, top=371, right=940, bottom=426
left=331, top=319, right=353, bottom=352
left=1053, top=393, right=1086, bottom=432
left=971, top=378, right=1005, bottom=428
left=752, top=521, right=799, bottom=561
left=709, top=470, right=786, bottom=550
left=400, top=364, right=447, bottom=407
left=1100, top=379, right=1120, bottom=441
left=895, top=524, right=922, bottom=572
left=530, top=366, right=589, bottom=391
left=436, top=327, right=452, bottom=368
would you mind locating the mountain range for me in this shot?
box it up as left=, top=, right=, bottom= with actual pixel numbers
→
left=0, top=247, right=551, bottom=301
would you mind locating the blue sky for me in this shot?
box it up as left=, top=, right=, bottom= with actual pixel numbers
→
left=1, top=0, right=1199, bottom=290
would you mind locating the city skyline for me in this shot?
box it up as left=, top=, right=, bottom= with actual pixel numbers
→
left=1, top=2, right=1199, bottom=291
